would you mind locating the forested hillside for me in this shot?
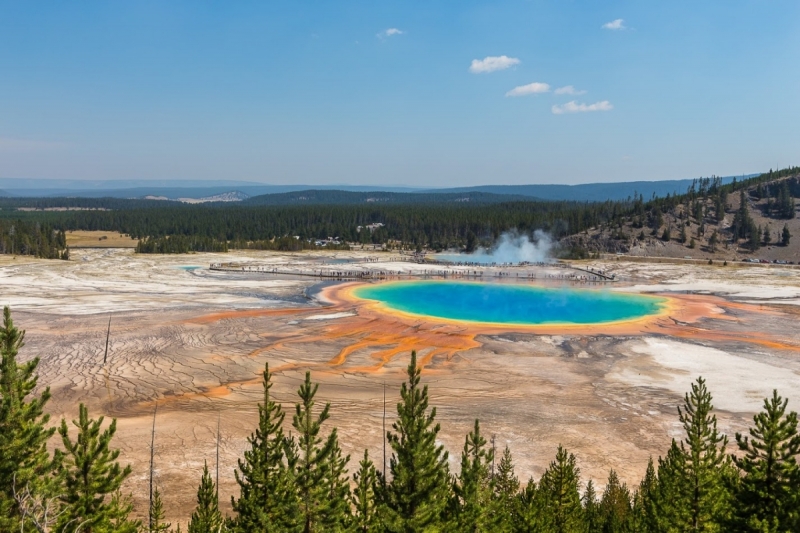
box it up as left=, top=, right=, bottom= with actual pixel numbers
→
left=565, top=168, right=799, bottom=261
left=0, top=167, right=797, bottom=257
left=0, top=218, right=69, bottom=259
left=1, top=307, right=799, bottom=531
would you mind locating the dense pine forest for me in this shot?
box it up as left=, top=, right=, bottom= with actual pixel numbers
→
left=0, top=167, right=797, bottom=256
left=0, top=219, right=69, bottom=259
left=2, top=306, right=799, bottom=532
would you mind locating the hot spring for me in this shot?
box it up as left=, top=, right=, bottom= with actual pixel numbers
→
left=352, top=281, right=667, bottom=326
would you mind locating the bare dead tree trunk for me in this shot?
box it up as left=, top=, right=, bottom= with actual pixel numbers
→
left=149, top=404, right=158, bottom=532
left=12, top=474, right=66, bottom=533
left=103, top=316, right=111, bottom=365
left=216, top=411, right=221, bottom=503
left=383, top=381, right=386, bottom=485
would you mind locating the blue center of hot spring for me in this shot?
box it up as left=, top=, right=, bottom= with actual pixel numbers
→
left=353, top=281, right=666, bottom=325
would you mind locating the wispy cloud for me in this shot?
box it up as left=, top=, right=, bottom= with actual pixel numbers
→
left=552, top=100, right=613, bottom=114
left=602, top=18, right=625, bottom=30
left=469, top=55, right=520, bottom=74
left=505, top=82, right=551, bottom=97
left=554, top=85, right=587, bottom=96
left=377, top=28, right=404, bottom=38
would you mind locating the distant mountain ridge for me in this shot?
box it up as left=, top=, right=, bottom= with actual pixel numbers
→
left=0, top=179, right=418, bottom=199
left=0, top=175, right=756, bottom=202
left=178, top=191, right=250, bottom=203
left=425, top=176, right=752, bottom=202
left=241, top=190, right=534, bottom=206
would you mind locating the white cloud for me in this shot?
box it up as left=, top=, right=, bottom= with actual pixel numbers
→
left=554, top=85, right=587, bottom=95
left=602, top=18, right=625, bottom=30
left=551, top=100, right=613, bottom=114
left=377, top=28, right=404, bottom=38
left=469, top=55, right=520, bottom=74
left=505, top=82, right=551, bottom=97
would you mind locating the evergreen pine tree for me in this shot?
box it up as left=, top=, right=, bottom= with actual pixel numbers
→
left=350, top=450, right=379, bottom=533
left=677, top=377, right=732, bottom=531
left=56, top=403, right=139, bottom=533
left=537, top=446, right=585, bottom=533
left=582, top=480, right=600, bottom=533
left=291, top=371, right=350, bottom=532
left=652, top=440, right=692, bottom=531
left=490, top=446, right=519, bottom=532
left=232, top=363, right=299, bottom=532
left=708, top=231, right=718, bottom=253
left=451, top=419, right=493, bottom=532
left=516, top=477, right=551, bottom=533
left=188, top=461, right=223, bottom=533
left=383, top=350, right=450, bottom=532
left=748, top=222, right=761, bottom=251
left=777, top=182, right=796, bottom=218
left=107, top=490, right=139, bottom=533
left=733, top=390, right=800, bottom=532
left=599, top=470, right=631, bottom=533
left=629, top=458, right=657, bottom=532
left=714, top=194, right=725, bottom=222
left=150, top=487, right=171, bottom=533
left=323, top=431, right=352, bottom=531
left=732, top=190, right=752, bottom=240
left=782, top=224, right=791, bottom=246
left=0, top=306, right=59, bottom=532
left=763, top=226, right=771, bottom=246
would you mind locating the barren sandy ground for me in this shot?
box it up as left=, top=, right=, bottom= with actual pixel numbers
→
left=2, top=249, right=799, bottom=526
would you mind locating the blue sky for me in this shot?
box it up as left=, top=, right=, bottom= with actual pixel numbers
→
left=1, top=1, right=799, bottom=186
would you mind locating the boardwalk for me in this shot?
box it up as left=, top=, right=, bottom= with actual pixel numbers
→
left=209, top=260, right=616, bottom=283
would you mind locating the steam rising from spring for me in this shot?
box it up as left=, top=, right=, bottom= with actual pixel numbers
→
left=439, top=230, right=553, bottom=264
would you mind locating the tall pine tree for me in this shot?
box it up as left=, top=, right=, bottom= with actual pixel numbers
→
left=582, top=480, right=601, bottom=533
left=291, top=371, right=350, bottom=532
left=188, top=461, right=223, bottom=533
left=383, top=350, right=450, bottom=532
left=451, top=419, right=493, bottom=532
left=653, top=440, right=692, bottom=531
left=677, top=377, right=732, bottom=531
left=149, top=486, right=171, bottom=533
left=599, top=469, right=632, bottom=533
left=490, top=446, right=519, bottom=532
left=733, top=389, right=800, bottom=532
left=350, top=450, right=380, bottom=532
left=516, top=477, right=551, bottom=533
left=629, top=458, right=657, bottom=532
left=232, top=363, right=299, bottom=532
left=323, top=431, right=352, bottom=531
left=537, top=446, right=585, bottom=533
left=56, top=403, right=139, bottom=533
left=0, top=306, right=59, bottom=532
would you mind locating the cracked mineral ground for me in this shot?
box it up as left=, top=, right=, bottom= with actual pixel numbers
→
left=2, top=248, right=799, bottom=523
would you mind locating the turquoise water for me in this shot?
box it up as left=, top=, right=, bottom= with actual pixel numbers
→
left=176, top=265, right=202, bottom=271
left=353, top=281, right=666, bottom=325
